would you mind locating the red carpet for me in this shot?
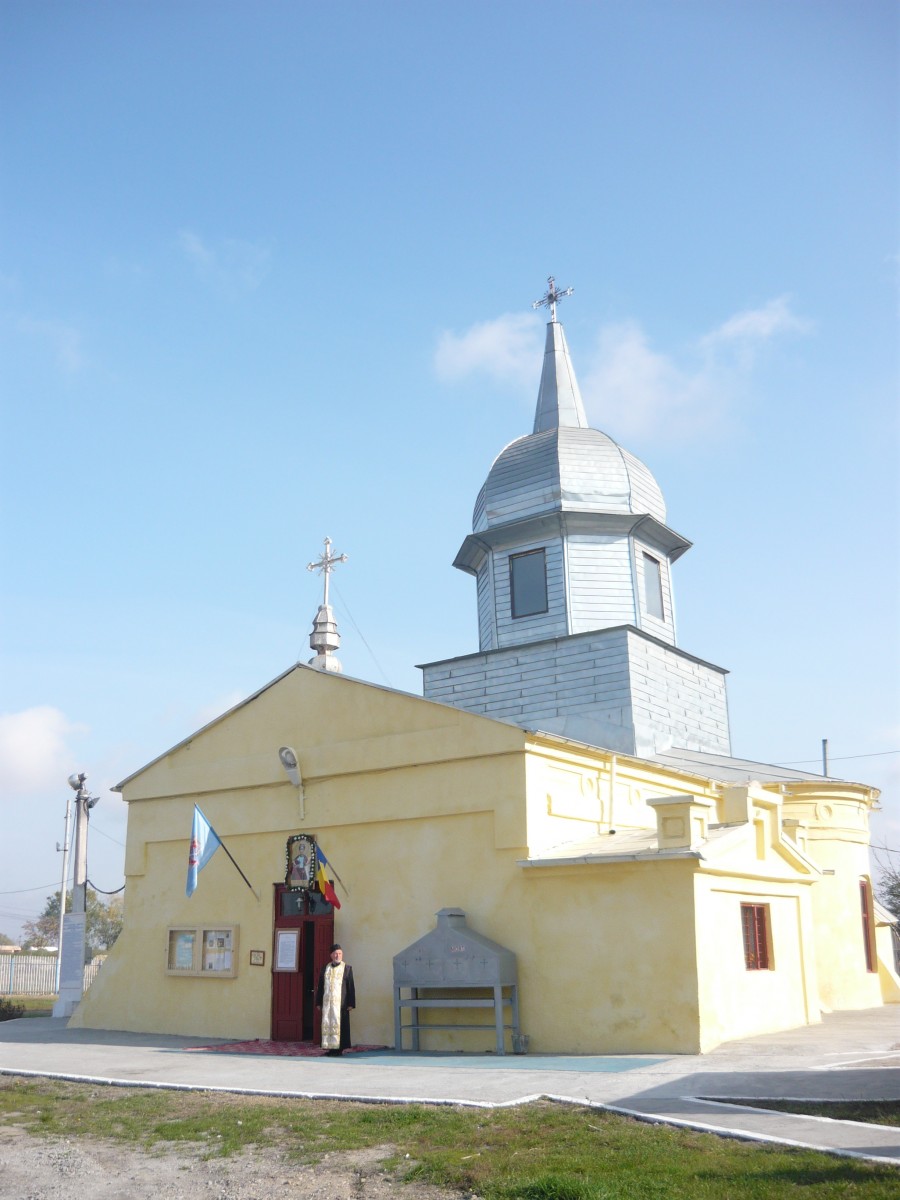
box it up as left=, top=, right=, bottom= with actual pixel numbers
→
left=194, top=1040, right=386, bottom=1057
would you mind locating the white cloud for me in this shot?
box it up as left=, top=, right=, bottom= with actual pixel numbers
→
left=0, top=707, right=88, bottom=796
left=178, top=229, right=216, bottom=270
left=434, top=312, right=542, bottom=391
left=178, top=229, right=271, bottom=293
left=436, top=297, right=812, bottom=446
left=582, top=298, right=811, bottom=443
left=699, top=295, right=813, bottom=369
left=16, top=316, right=86, bottom=373
left=581, top=321, right=732, bottom=443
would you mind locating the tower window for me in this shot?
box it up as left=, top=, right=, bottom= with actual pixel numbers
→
left=510, top=549, right=548, bottom=618
left=642, top=553, right=665, bottom=620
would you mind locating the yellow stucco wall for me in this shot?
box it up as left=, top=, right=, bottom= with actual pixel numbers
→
left=72, top=664, right=892, bottom=1053
left=74, top=667, right=529, bottom=1041
left=780, top=784, right=886, bottom=1011
left=694, top=878, right=818, bottom=1051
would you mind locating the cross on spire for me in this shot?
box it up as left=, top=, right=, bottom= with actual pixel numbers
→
left=532, top=275, right=574, bottom=322
left=307, top=537, right=348, bottom=608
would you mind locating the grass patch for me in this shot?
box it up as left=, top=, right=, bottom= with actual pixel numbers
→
left=8, top=996, right=55, bottom=1017
left=726, top=1098, right=900, bottom=1128
left=0, top=1078, right=897, bottom=1196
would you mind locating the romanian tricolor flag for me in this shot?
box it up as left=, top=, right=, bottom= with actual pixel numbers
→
left=316, top=860, right=341, bottom=909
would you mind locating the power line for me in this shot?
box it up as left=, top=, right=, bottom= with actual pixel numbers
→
left=88, top=822, right=126, bottom=848
left=0, top=882, right=63, bottom=896
left=777, top=749, right=900, bottom=766
left=332, top=581, right=394, bottom=689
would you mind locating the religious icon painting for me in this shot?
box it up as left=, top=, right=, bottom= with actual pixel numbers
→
left=286, top=834, right=317, bottom=891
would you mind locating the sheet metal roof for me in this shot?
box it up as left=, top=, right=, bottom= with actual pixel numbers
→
left=651, top=747, right=843, bottom=785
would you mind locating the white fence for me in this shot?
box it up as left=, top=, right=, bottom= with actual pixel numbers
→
left=0, top=954, right=103, bottom=997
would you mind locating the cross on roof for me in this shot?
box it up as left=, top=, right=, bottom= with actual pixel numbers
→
left=307, top=537, right=348, bottom=608
left=532, top=275, right=574, bottom=322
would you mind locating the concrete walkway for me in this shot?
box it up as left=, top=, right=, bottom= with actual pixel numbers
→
left=1, top=1007, right=898, bottom=1166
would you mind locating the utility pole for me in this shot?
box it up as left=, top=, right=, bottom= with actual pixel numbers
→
left=54, top=793, right=73, bottom=992
left=822, top=738, right=829, bottom=777
left=52, top=773, right=98, bottom=1019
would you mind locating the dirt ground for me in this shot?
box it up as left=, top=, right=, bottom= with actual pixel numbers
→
left=0, top=1128, right=468, bottom=1200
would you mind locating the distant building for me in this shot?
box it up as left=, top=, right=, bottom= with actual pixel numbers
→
left=72, top=282, right=899, bottom=1052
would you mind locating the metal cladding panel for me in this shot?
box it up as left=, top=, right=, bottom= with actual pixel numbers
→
left=493, top=536, right=569, bottom=646
left=476, top=563, right=495, bottom=651
left=422, top=626, right=731, bottom=757
left=473, top=485, right=488, bottom=534
left=393, top=908, right=518, bottom=987
left=482, top=432, right=561, bottom=527
left=633, top=537, right=676, bottom=646
left=533, top=320, right=588, bottom=433
left=480, top=429, right=666, bottom=532
left=620, top=445, right=666, bottom=519
left=567, top=535, right=637, bottom=632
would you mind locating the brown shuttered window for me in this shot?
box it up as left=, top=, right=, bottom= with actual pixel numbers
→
left=860, top=880, right=876, bottom=973
left=741, top=903, right=771, bottom=970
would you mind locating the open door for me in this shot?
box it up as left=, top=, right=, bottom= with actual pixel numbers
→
left=271, top=883, right=334, bottom=1042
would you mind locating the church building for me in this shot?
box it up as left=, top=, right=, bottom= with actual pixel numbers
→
left=71, top=280, right=899, bottom=1054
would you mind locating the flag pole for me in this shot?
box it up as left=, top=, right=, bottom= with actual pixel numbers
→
left=318, top=852, right=350, bottom=896
left=219, top=840, right=259, bottom=901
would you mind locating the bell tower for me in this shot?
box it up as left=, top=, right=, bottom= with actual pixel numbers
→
left=421, top=279, right=732, bottom=760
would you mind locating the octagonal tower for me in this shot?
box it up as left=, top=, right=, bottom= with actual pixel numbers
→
left=422, top=281, right=731, bottom=759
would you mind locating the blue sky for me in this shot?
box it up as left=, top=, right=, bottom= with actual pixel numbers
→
left=1, top=1, right=897, bottom=939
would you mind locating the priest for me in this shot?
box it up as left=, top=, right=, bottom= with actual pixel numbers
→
left=315, top=943, right=356, bottom=1055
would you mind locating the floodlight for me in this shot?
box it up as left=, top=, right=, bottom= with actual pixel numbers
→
left=67, top=773, right=86, bottom=791
left=278, top=747, right=302, bottom=788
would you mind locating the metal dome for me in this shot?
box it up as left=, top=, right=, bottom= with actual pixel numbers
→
left=473, top=426, right=667, bottom=534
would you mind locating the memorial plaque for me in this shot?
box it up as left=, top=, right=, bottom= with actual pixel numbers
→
left=58, top=913, right=87, bottom=994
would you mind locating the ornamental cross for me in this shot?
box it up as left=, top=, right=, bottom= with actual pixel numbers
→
left=532, top=275, right=574, bottom=322
left=307, top=537, right=348, bottom=608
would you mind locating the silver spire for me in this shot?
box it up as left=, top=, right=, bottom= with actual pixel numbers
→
left=531, top=277, right=587, bottom=432
left=306, top=537, right=348, bottom=672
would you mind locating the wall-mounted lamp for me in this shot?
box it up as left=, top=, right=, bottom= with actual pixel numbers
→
left=278, top=747, right=305, bottom=820
left=278, top=747, right=302, bottom=788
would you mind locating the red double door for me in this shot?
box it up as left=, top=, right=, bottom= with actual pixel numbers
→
left=271, top=884, right=334, bottom=1042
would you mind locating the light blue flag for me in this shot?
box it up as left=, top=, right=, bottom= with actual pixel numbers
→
left=186, top=805, right=222, bottom=897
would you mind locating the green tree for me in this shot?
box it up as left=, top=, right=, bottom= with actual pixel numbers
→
left=22, top=890, right=124, bottom=958
left=0, top=933, right=15, bottom=946
left=91, top=895, right=124, bottom=952
left=877, top=868, right=900, bottom=923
